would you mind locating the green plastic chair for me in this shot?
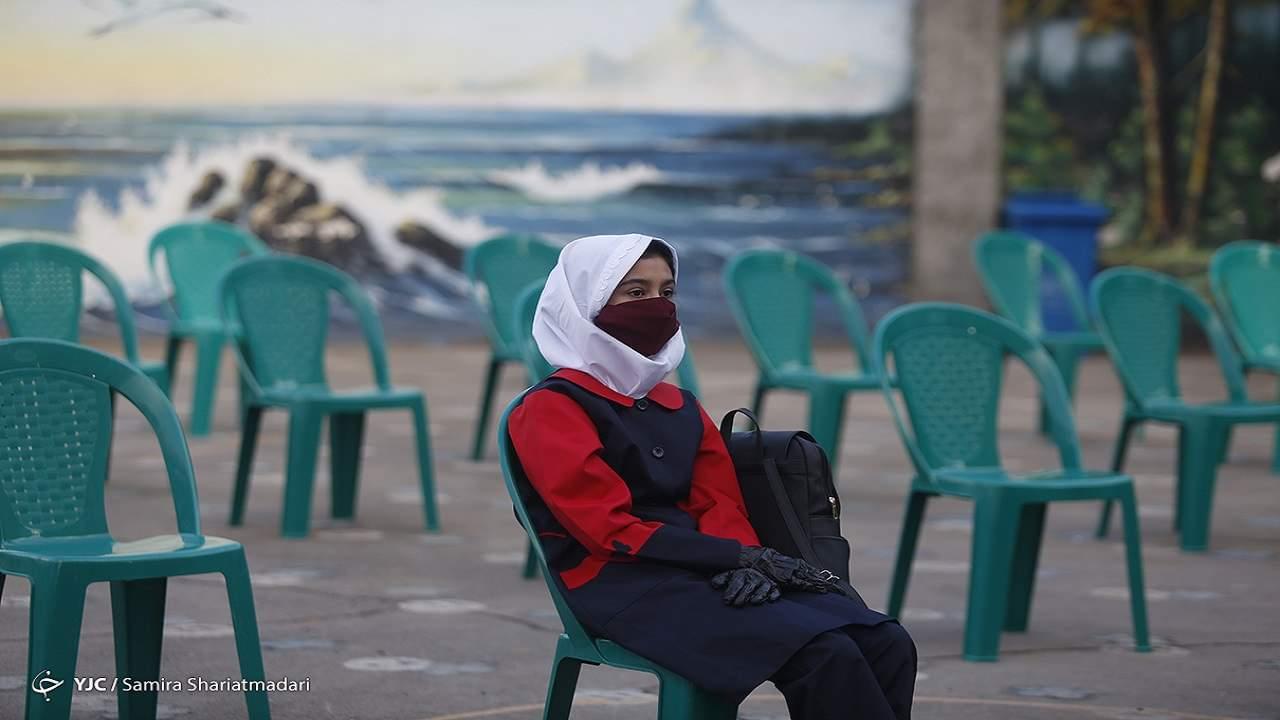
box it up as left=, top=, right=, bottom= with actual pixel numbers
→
left=464, top=234, right=562, bottom=460
left=149, top=221, right=269, bottom=437
left=220, top=255, right=439, bottom=539
left=872, top=302, right=1150, bottom=662
left=1091, top=267, right=1280, bottom=551
left=498, top=397, right=738, bottom=719
left=723, top=249, right=883, bottom=475
left=973, top=231, right=1105, bottom=434
left=0, top=240, right=168, bottom=391
left=0, top=338, right=269, bottom=720
left=1209, top=240, right=1280, bottom=474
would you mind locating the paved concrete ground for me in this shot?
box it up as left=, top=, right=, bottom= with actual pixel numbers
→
left=2, top=338, right=1278, bottom=720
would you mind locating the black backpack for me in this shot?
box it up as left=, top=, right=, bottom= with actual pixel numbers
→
left=719, top=408, right=856, bottom=594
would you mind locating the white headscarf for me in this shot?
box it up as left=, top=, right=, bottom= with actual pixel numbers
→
left=532, top=233, right=686, bottom=399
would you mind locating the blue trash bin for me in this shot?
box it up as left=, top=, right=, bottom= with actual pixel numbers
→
left=1002, top=192, right=1109, bottom=333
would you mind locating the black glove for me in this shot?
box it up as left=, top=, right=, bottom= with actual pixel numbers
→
left=739, top=546, right=839, bottom=594
left=710, top=568, right=781, bottom=607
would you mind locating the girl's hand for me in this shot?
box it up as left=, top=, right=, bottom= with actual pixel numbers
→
left=710, top=568, right=781, bottom=607
left=738, top=546, right=839, bottom=594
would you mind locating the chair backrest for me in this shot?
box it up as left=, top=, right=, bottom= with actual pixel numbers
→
left=1090, top=267, right=1246, bottom=409
left=513, top=280, right=555, bottom=383
left=973, top=230, right=1091, bottom=336
left=0, top=241, right=144, bottom=366
left=497, top=396, right=597, bottom=651
left=0, top=339, right=200, bottom=544
left=723, top=249, right=872, bottom=376
left=872, top=302, right=1082, bottom=480
left=149, top=221, right=268, bottom=325
left=1209, top=241, right=1280, bottom=368
left=219, top=255, right=391, bottom=396
left=464, top=234, right=561, bottom=357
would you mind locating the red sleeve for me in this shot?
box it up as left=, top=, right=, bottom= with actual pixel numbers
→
left=679, top=404, right=761, bottom=547
left=509, top=389, right=741, bottom=573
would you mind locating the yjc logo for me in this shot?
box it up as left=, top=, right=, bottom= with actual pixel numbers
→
left=31, top=670, right=64, bottom=702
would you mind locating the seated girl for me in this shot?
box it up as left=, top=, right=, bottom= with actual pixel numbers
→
left=509, top=234, right=915, bottom=719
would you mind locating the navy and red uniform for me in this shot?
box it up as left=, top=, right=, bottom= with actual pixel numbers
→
left=509, top=369, right=916, bottom=717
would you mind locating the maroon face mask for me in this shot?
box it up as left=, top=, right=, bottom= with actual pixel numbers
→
left=594, top=297, right=680, bottom=357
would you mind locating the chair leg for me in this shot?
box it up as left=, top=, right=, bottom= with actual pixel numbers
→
left=1177, top=420, right=1224, bottom=552
left=470, top=355, right=503, bottom=461
left=410, top=399, right=441, bottom=531
left=523, top=541, right=538, bottom=580
left=887, top=491, right=929, bottom=617
left=281, top=407, right=324, bottom=538
left=1117, top=486, right=1152, bottom=652
left=806, top=386, right=848, bottom=477
left=223, top=554, right=271, bottom=720
left=190, top=333, right=224, bottom=437
left=105, top=390, right=118, bottom=484
left=963, top=493, right=1020, bottom=662
left=1096, top=414, right=1139, bottom=539
left=1004, top=503, right=1047, bottom=632
left=1039, top=348, right=1079, bottom=436
left=231, top=406, right=264, bottom=526
left=25, top=571, right=87, bottom=720
left=750, top=379, right=767, bottom=421
left=1272, top=381, right=1280, bottom=475
left=164, top=334, right=183, bottom=390
left=329, top=412, right=366, bottom=521
left=111, top=578, right=167, bottom=720
left=542, top=638, right=582, bottom=720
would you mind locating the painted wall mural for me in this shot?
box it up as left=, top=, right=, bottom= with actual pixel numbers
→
left=0, top=0, right=915, bottom=338
left=1003, top=0, right=1280, bottom=279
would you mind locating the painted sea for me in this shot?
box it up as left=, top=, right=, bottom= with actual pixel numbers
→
left=0, top=106, right=909, bottom=339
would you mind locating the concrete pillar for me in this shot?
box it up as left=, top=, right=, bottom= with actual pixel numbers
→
left=911, top=0, right=1004, bottom=304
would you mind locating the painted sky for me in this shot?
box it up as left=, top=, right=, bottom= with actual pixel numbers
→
left=0, top=0, right=913, bottom=111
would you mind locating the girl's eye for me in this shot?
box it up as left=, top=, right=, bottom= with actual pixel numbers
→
left=662, top=288, right=674, bottom=298
left=628, top=288, right=644, bottom=297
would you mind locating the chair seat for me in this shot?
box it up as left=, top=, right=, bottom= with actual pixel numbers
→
left=769, top=367, right=884, bottom=391
left=930, top=467, right=1132, bottom=500
left=170, top=318, right=240, bottom=337
left=256, top=384, right=423, bottom=410
left=1245, top=358, right=1280, bottom=374
left=1144, top=399, right=1280, bottom=423
left=138, top=359, right=167, bottom=380
left=0, top=533, right=241, bottom=575
left=1040, top=331, right=1103, bottom=352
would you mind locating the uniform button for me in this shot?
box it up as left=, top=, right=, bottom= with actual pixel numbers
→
left=635, top=399, right=649, bottom=411
left=651, top=446, right=665, bottom=459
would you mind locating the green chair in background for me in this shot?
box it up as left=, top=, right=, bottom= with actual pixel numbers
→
left=464, top=234, right=562, bottom=460
left=873, top=303, right=1149, bottom=662
left=220, top=255, right=439, bottom=539
left=0, top=240, right=168, bottom=391
left=149, top=221, right=268, bottom=437
left=723, top=249, right=883, bottom=475
left=1209, top=240, right=1280, bottom=474
left=1091, top=267, right=1280, bottom=551
left=498, top=398, right=738, bottom=720
left=0, top=339, right=269, bottom=720
left=974, top=231, right=1105, bottom=434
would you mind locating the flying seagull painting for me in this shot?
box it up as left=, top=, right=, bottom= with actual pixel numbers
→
left=87, top=0, right=245, bottom=38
